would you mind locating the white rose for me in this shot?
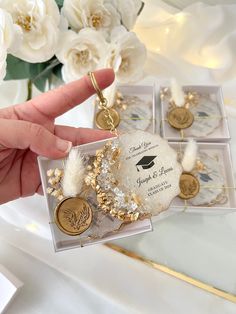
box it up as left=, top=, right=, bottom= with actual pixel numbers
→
left=0, top=8, right=20, bottom=82
left=0, top=8, right=19, bottom=50
left=107, top=0, right=143, bottom=30
left=107, top=26, right=146, bottom=83
left=56, top=28, right=108, bottom=83
left=62, top=0, right=120, bottom=32
left=0, top=0, right=61, bottom=63
left=0, top=49, right=7, bottom=82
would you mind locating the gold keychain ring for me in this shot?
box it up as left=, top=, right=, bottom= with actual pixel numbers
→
left=88, top=71, right=107, bottom=105
left=88, top=71, right=120, bottom=132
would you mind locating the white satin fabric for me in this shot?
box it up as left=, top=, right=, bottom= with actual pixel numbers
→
left=135, top=1, right=236, bottom=84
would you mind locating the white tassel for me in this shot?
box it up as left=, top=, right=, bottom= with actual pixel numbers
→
left=103, top=81, right=117, bottom=108
left=170, top=78, right=185, bottom=107
left=62, top=149, right=85, bottom=197
left=181, top=139, right=198, bottom=172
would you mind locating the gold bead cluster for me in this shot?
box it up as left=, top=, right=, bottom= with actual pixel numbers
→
left=161, top=87, right=199, bottom=110
left=46, top=168, right=64, bottom=201
left=114, top=91, right=128, bottom=111
left=160, top=87, right=170, bottom=101
left=195, top=159, right=207, bottom=172
left=85, top=141, right=151, bottom=223
left=184, top=91, right=199, bottom=108
left=46, top=142, right=151, bottom=223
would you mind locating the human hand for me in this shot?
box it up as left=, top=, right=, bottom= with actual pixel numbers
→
left=0, top=68, right=114, bottom=204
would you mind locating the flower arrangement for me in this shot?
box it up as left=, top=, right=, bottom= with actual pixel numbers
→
left=0, top=0, right=146, bottom=97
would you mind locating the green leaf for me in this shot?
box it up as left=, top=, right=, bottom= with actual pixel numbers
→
left=55, top=0, right=64, bottom=7
left=33, top=76, right=48, bottom=92
left=52, top=63, right=63, bottom=81
left=5, top=54, right=50, bottom=81
left=29, top=63, right=47, bottom=79
left=31, top=58, right=60, bottom=83
left=5, top=55, right=61, bottom=92
left=5, top=55, right=31, bottom=80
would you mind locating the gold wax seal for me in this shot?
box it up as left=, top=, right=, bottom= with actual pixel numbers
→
left=179, top=173, right=200, bottom=200
left=95, top=108, right=120, bottom=130
left=167, top=107, right=194, bottom=129
left=54, top=197, right=92, bottom=236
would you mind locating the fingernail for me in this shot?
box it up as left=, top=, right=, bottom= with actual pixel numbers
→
left=56, top=139, right=72, bottom=154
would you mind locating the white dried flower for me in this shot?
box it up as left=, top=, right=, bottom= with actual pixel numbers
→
left=62, top=149, right=85, bottom=197
left=170, top=78, right=185, bottom=107
left=56, top=28, right=108, bottom=83
left=54, top=168, right=63, bottom=178
left=47, top=169, right=54, bottom=177
left=106, top=26, right=146, bottom=83
left=0, top=0, right=61, bottom=63
left=182, top=139, right=198, bottom=173
left=46, top=187, right=54, bottom=194
left=62, top=0, right=120, bottom=33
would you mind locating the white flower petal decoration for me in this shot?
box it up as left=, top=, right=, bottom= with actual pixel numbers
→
left=181, top=139, right=198, bottom=173
left=107, top=26, right=146, bottom=83
left=0, top=8, right=20, bottom=51
left=111, top=0, right=143, bottom=30
left=0, top=0, right=61, bottom=63
left=0, top=8, right=20, bottom=82
left=170, top=78, right=185, bottom=107
left=62, top=149, right=85, bottom=198
left=62, top=0, right=120, bottom=33
left=56, top=28, right=108, bottom=83
left=0, top=49, right=7, bottom=83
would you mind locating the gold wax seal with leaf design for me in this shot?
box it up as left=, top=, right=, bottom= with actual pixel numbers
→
left=179, top=173, right=200, bottom=200
left=167, top=107, right=194, bottom=129
left=54, top=197, right=92, bottom=236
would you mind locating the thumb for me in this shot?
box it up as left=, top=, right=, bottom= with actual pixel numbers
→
left=0, top=119, right=72, bottom=159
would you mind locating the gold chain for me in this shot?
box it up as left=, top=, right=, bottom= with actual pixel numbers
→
left=88, top=71, right=118, bottom=136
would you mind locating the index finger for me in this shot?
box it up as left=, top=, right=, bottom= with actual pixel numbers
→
left=22, top=68, right=115, bottom=119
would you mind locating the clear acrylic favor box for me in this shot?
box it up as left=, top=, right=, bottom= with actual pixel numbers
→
left=160, top=85, right=230, bottom=142
left=38, top=139, right=152, bottom=252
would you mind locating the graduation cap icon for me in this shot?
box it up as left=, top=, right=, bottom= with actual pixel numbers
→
left=136, top=156, right=157, bottom=172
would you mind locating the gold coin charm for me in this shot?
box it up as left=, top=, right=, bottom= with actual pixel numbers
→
left=95, top=108, right=120, bottom=130
left=179, top=173, right=200, bottom=200
left=167, top=107, right=194, bottom=129
left=54, top=197, right=92, bottom=236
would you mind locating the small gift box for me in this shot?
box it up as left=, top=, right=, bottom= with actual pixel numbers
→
left=38, top=139, right=152, bottom=252
left=94, top=85, right=156, bottom=133
left=169, top=142, right=236, bottom=214
left=160, top=85, right=230, bottom=142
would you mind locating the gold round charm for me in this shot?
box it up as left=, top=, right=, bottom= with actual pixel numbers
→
left=167, top=107, right=194, bottom=129
left=54, top=197, right=92, bottom=236
left=179, top=173, right=200, bottom=200
left=95, top=108, right=120, bottom=130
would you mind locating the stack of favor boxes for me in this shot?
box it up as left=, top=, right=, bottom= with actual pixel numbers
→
left=94, top=84, right=236, bottom=215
